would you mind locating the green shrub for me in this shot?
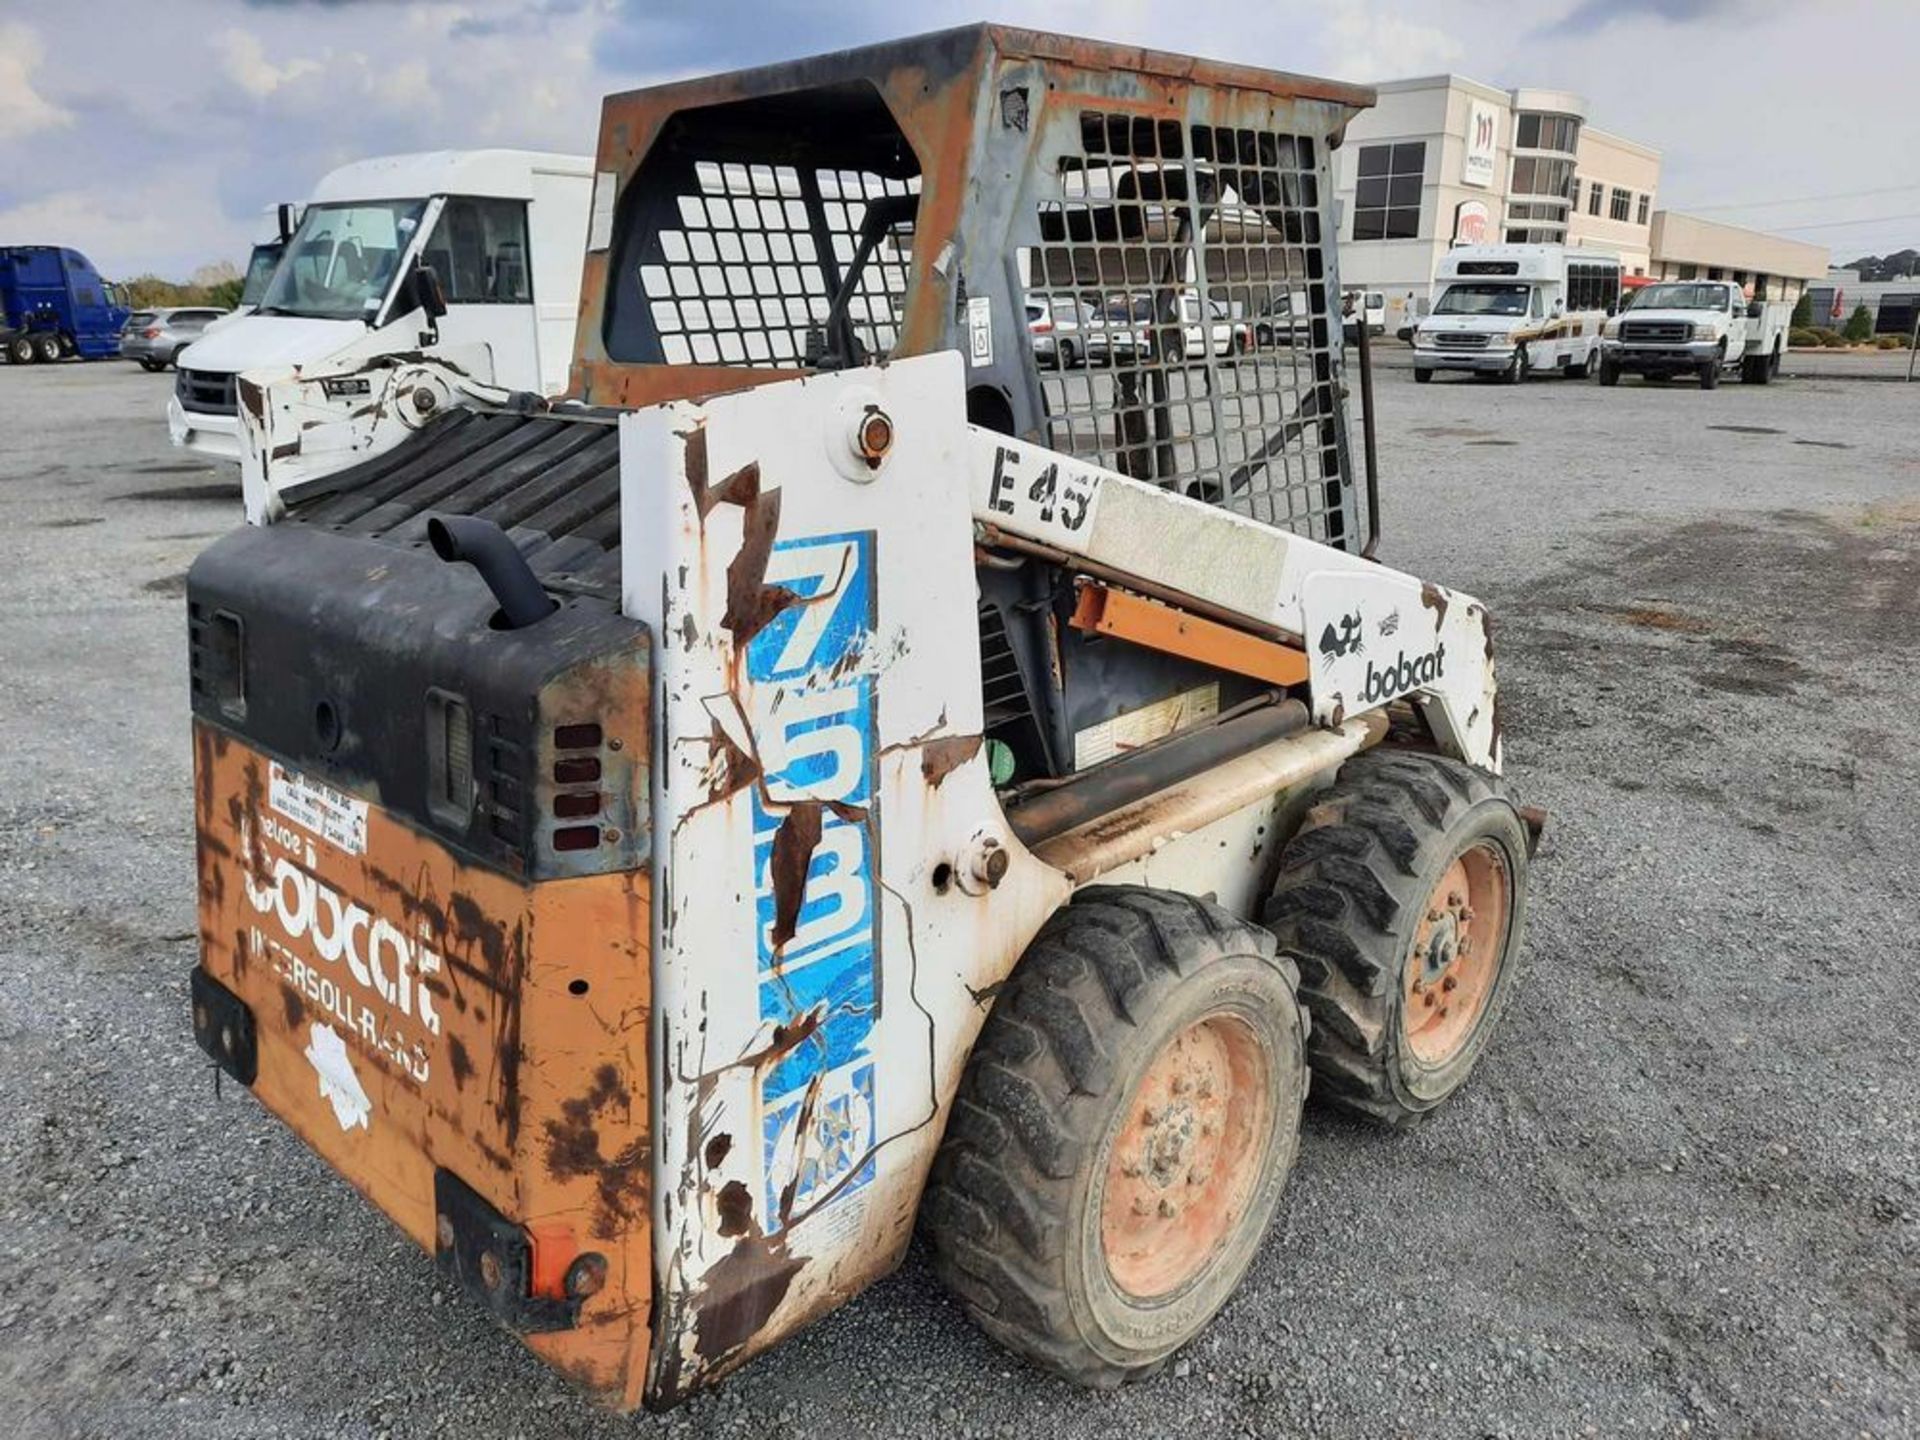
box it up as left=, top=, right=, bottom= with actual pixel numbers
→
left=1875, top=335, right=1903, bottom=349
left=1819, top=330, right=1850, bottom=348
left=1788, top=327, right=1823, bottom=348
left=1791, top=293, right=1813, bottom=327
left=1842, top=303, right=1874, bottom=342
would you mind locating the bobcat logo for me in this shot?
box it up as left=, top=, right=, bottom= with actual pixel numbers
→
left=1379, top=608, right=1401, bottom=638
left=1318, top=610, right=1365, bottom=660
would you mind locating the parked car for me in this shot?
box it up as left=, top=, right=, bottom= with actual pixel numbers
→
left=1026, top=295, right=1097, bottom=368
left=1177, top=291, right=1247, bottom=358
left=1253, top=289, right=1313, bottom=348
left=1341, top=289, right=1386, bottom=339
left=121, top=307, right=230, bottom=371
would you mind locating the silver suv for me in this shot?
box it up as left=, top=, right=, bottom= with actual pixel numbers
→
left=121, top=307, right=228, bottom=372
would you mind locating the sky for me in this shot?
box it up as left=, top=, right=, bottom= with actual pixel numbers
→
left=3, top=0, right=1916, bottom=279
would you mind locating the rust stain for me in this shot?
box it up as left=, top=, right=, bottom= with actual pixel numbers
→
left=704, top=1132, right=732, bottom=1169
left=542, top=1063, right=649, bottom=1241
left=704, top=717, right=760, bottom=804
left=919, top=734, right=982, bottom=788
left=1420, top=581, right=1450, bottom=629
left=690, top=1234, right=805, bottom=1369
left=448, top=1035, right=474, bottom=1091
left=714, top=1179, right=753, bottom=1238
left=279, top=986, right=304, bottom=1030
left=766, top=804, right=824, bottom=952
left=721, top=486, right=800, bottom=650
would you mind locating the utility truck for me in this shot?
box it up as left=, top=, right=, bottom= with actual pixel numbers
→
left=1598, top=277, right=1789, bottom=388
left=1412, top=243, right=1621, bottom=383
left=183, top=27, right=1539, bottom=1411
left=169, top=150, right=592, bottom=494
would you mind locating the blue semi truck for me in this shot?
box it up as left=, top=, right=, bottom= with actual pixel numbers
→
left=1, top=246, right=130, bottom=364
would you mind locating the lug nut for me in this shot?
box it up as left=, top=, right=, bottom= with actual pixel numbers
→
left=1427, top=908, right=1443, bottom=923
left=1442, top=975, right=1458, bottom=992
left=564, top=1252, right=609, bottom=1301
left=478, top=1250, right=503, bottom=1292
left=436, top=1214, right=455, bottom=1251
left=1157, top=1197, right=1179, bottom=1219
left=1423, top=993, right=1437, bottom=1009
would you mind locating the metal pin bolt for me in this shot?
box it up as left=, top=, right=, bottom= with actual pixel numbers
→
left=1411, top=978, right=1425, bottom=994
left=435, top=1214, right=455, bottom=1252
left=478, top=1250, right=503, bottom=1292
left=1427, top=908, right=1444, bottom=923
left=854, top=408, right=894, bottom=466
left=1442, top=975, right=1458, bottom=992
left=1423, top=993, right=1437, bottom=1009
left=1448, top=891, right=1464, bottom=907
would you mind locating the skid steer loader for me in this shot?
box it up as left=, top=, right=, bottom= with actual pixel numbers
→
left=186, top=25, right=1538, bottom=1410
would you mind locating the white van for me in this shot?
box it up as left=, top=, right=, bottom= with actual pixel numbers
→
left=169, top=150, right=591, bottom=462
left=1411, top=244, right=1621, bottom=383
left=1341, top=288, right=1385, bottom=338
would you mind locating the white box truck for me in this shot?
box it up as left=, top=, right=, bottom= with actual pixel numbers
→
left=1597, top=278, right=1790, bottom=389
left=169, top=150, right=592, bottom=472
left=1411, top=244, right=1621, bottom=384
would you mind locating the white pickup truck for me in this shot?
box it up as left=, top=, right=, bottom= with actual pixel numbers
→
left=1598, top=279, right=1790, bottom=389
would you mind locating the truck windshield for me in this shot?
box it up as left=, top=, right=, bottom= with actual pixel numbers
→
left=1433, top=283, right=1530, bottom=317
left=1626, top=283, right=1726, bottom=311
left=255, top=200, right=427, bottom=321
left=239, top=243, right=284, bottom=307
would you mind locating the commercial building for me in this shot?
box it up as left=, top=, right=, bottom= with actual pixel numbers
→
left=1645, top=212, right=1826, bottom=307
left=1800, top=271, right=1915, bottom=335
left=1331, top=75, right=1661, bottom=333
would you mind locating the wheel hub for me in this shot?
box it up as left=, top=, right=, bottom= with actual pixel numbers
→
left=1100, top=1015, right=1271, bottom=1299
left=1403, top=845, right=1510, bottom=1065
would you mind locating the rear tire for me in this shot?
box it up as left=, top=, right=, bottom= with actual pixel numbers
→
left=4, top=336, right=31, bottom=365
left=925, top=886, right=1308, bottom=1386
left=1265, top=749, right=1530, bottom=1127
left=33, top=334, right=62, bottom=363
left=1565, top=356, right=1590, bottom=380
left=138, top=358, right=162, bottom=373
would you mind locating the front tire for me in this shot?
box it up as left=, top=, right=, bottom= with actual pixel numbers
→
left=1265, top=750, right=1530, bottom=1127
left=1413, top=366, right=1433, bottom=384
left=1598, top=356, right=1621, bottom=386
left=1699, top=346, right=1723, bottom=389
left=926, top=887, right=1307, bottom=1386
left=1505, top=345, right=1530, bottom=384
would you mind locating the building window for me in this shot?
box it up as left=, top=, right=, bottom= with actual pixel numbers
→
left=1514, top=113, right=1580, bottom=152
left=1609, top=187, right=1632, bottom=222
left=1352, top=141, right=1425, bottom=241
left=1511, top=156, right=1574, bottom=199
left=1588, top=182, right=1603, bottom=216
left=1678, top=264, right=1697, bottom=280
left=1635, top=193, right=1650, bottom=225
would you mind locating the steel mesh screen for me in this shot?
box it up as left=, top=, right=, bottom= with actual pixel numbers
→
left=1023, top=113, right=1353, bottom=545
left=634, top=161, right=918, bottom=368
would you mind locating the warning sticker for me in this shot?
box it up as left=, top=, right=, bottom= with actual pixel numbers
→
left=1073, top=683, right=1220, bottom=769
left=967, top=295, right=993, bottom=367
left=268, top=761, right=368, bottom=857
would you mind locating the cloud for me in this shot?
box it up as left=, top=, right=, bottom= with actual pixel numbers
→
left=217, top=29, right=326, bottom=98
left=1543, top=0, right=1746, bottom=38
left=1325, top=0, right=1463, bottom=79
left=0, top=22, right=75, bottom=141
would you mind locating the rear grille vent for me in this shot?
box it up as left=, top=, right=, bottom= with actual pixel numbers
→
left=188, top=603, right=247, bottom=721
left=425, top=689, right=474, bottom=829
left=485, top=719, right=526, bottom=845
left=550, top=723, right=605, bottom=852
left=979, top=602, right=1031, bottom=729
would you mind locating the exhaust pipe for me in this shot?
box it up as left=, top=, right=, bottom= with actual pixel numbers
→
left=426, top=514, right=557, bottom=630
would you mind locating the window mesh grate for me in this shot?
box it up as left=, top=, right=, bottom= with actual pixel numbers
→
left=635, top=161, right=919, bottom=367
left=1022, top=113, right=1353, bottom=545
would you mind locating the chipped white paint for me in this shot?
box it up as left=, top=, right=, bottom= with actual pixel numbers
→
left=304, top=1022, right=372, bottom=1132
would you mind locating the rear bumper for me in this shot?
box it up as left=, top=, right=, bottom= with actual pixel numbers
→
left=190, top=723, right=654, bottom=1407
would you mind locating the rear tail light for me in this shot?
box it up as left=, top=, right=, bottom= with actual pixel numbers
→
left=143, top=327, right=161, bottom=339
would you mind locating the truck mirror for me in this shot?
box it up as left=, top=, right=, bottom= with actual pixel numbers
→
left=1746, top=300, right=1762, bottom=319
left=412, top=263, right=449, bottom=321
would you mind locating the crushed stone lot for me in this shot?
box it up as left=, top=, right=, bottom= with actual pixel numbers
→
left=1, top=359, right=1916, bottom=1439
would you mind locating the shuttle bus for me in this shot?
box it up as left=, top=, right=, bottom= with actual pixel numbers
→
left=1411, top=244, right=1622, bottom=384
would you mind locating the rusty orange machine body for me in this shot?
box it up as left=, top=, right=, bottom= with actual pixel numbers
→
left=188, top=24, right=1534, bottom=1413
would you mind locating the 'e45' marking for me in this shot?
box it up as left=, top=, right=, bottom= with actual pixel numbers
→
left=988, top=444, right=1094, bottom=532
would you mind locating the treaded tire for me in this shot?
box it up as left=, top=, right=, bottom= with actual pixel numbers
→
left=1598, top=356, right=1620, bottom=387
left=924, top=885, right=1307, bottom=1387
left=1264, top=749, right=1530, bottom=1128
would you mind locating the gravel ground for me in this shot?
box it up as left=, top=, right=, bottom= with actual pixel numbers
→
left=1, top=359, right=1915, bottom=1440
